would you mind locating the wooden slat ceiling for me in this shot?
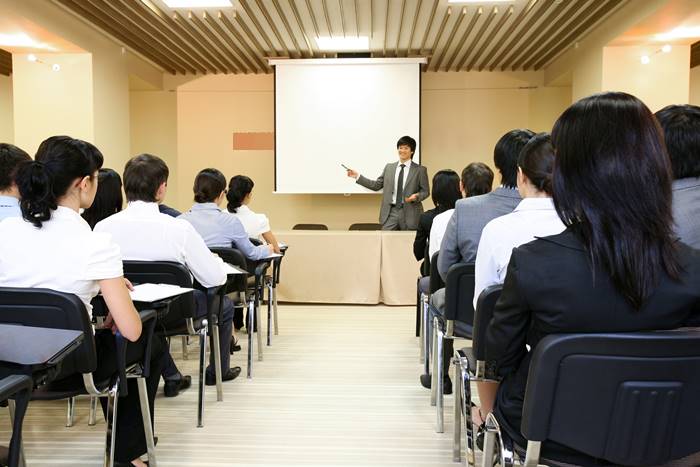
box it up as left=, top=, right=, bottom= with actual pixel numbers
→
left=0, top=49, right=11, bottom=76
left=53, top=0, right=625, bottom=74
left=692, top=40, right=700, bottom=68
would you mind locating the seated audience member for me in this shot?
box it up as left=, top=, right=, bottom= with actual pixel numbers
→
left=0, top=143, right=31, bottom=222
left=95, top=154, right=240, bottom=395
left=473, top=134, right=565, bottom=306
left=227, top=175, right=281, bottom=253
left=82, top=168, right=123, bottom=229
left=421, top=129, right=533, bottom=392
left=179, top=168, right=272, bottom=259
left=655, top=104, right=700, bottom=248
left=429, top=162, right=494, bottom=258
left=475, top=92, right=700, bottom=465
left=412, top=170, right=461, bottom=274
left=0, top=136, right=163, bottom=467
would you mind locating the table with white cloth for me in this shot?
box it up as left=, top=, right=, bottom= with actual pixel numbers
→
left=275, top=230, right=418, bottom=305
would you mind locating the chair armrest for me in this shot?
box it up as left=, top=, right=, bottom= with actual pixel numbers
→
left=114, top=331, right=129, bottom=397
left=0, top=375, right=32, bottom=402
left=138, top=309, right=158, bottom=378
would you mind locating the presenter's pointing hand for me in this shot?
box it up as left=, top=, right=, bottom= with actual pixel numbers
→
left=346, top=169, right=358, bottom=179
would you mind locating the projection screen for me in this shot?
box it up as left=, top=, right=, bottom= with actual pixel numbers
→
left=272, top=58, right=424, bottom=194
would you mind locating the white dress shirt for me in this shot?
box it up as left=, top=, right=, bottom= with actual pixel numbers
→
left=95, top=201, right=226, bottom=288
left=230, top=204, right=271, bottom=240
left=429, top=208, right=454, bottom=258
left=474, top=197, right=565, bottom=308
left=392, top=162, right=410, bottom=205
left=0, top=206, right=123, bottom=311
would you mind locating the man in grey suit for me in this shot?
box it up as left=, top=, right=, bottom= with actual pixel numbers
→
left=346, top=136, right=429, bottom=230
left=421, top=128, right=534, bottom=393
left=655, top=104, right=700, bottom=249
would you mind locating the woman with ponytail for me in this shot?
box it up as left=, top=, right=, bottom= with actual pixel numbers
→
left=0, top=136, right=162, bottom=467
left=226, top=175, right=281, bottom=253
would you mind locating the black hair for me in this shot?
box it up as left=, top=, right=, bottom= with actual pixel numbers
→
left=494, top=129, right=536, bottom=188
left=193, top=168, right=227, bottom=203
left=81, top=168, right=123, bottom=229
left=123, top=154, right=169, bottom=202
left=0, top=143, right=31, bottom=191
left=655, top=104, right=700, bottom=179
left=16, top=136, right=103, bottom=228
left=461, top=162, right=494, bottom=197
left=226, top=175, right=254, bottom=213
left=397, top=135, right=417, bottom=157
left=518, top=133, right=555, bottom=195
left=431, top=170, right=461, bottom=210
left=552, top=92, right=680, bottom=309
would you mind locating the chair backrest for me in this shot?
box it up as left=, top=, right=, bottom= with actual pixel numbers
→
left=349, top=223, right=382, bottom=231
left=443, top=263, right=475, bottom=327
left=521, top=330, right=700, bottom=466
left=0, top=287, right=96, bottom=377
left=292, top=223, right=328, bottom=230
left=428, top=251, right=444, bottom=294
left=122, top=261, right=196, bottom=325
left=472, top=285, right=502, bottom=361
left=210, top=247, right=248, bottom=293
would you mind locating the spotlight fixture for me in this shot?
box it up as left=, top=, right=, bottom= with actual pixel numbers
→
left=27, top=54, right=37, bottom=62
left=640, top=55, right=650, bottom=65
left=52, top=64, right=61, bottom=72
left=661, top=44, right=672, bottom=53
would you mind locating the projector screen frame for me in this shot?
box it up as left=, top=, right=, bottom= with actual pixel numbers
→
left=272, top=57, right=426, bottom=194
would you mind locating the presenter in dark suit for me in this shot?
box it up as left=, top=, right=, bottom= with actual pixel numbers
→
left=346, top=136, right=429, bottom=230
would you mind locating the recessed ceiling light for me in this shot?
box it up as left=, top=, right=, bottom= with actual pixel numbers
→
left=661, top=44, right=672, bottom=53
left=52, top=64, right=61, bottom=72
left=315, top=36, right=370, bottom=51
left=162, top=0, right=232, bottom=7
left=27, top=54, right=37, bottom=62
left=640, top=55, right=650, bottom=65
left=655, top=26, right=700, bottom=41
left=0, top=32, right=56, bottom=50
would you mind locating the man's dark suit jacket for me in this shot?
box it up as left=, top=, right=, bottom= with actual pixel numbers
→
left=486, top=227, right=700, bottom=465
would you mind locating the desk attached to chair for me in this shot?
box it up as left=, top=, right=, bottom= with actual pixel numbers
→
left=274, top=230, right=417, bottom=305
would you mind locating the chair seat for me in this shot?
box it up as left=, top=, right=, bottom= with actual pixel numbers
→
left=31, top=375, right=112, bottom=401
left=418, top=276, right=430, bottom=295
left=457, top=347, right=476, bottom=373
left=454, top=321, right=473, bottom=340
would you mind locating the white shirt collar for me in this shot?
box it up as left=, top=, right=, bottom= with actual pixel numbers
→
left=0, top=195, right=19, bottom=207
left=126, top=200, right=161, bottom=213
left=513, top=197, right=555, bottom=212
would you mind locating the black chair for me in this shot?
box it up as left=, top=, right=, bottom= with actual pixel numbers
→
left=0, top=375, right=32, bottom=467
left=429, top=262, right=475, bottom=433
left=0, top=287, right=158, bottom=467
left=292, top=223, right=328, bottom=230
left=269, top=244, right=288, bottom=341
left=349, top=223, right=382, bottom=231
left=481, top=329, right=700, bottom=467
left=122, top=261, right=223, bottom=427
left=453, top=284, right=502, bottom=465
left=419, top=251, right=443, bottom=373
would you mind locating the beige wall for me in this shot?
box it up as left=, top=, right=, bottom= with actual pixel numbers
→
left=571, top=47, right=604, bottom=102
left=0, top=74, right=12, bottom=144
left=13, top=53, right=94, bottom=154
left=690, top=66, right=700, bottom=106
left=602, top=45, right=690, bottom=112
left=171, top=71, right=571, bottom=228
left=129, top=90, right=179, bottom=204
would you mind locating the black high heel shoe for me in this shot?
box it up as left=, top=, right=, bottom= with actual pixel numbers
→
left=230, top=336, right=241, bottom=353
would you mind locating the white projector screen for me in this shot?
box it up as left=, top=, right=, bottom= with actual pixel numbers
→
left=273, top=58, right=424, bottom=194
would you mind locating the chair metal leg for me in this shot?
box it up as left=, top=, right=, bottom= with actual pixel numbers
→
left=136, top=377, right=158, bottom=467
left=212, top=324, right=223, bottom=402
left=266, top=280, right=273, bottom=346
left=104, top=382, right=119, bottom=467
left=464, top=366, right=477, bottom=467
left=273, top=284, right=279, bottom=336
left=430, top=317, right=438, bottom=407
left=453, top=357, right=462, bottom=462
left=256, top=295, right=264, bottom=361
left=435, top=321, right=444, bottom=433
left=197, top=320, right=208, bottom=428
left=181, top=336, right=189, bottom=360
left=88, top=396, right=98, bottom=426
left=66, top=396, right=75, bottom=427
left=247, top=298, right=254, bottom=379
left=523, top=441, right=542, bottom=467
left=419, top=293, right=425, bottom=362
left=423, top=297, right=431, bottom=374
left=8, top=399, right=27, bottom=467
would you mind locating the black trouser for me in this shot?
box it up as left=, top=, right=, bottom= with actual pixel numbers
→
left=93, top=329, right=165, bottom=463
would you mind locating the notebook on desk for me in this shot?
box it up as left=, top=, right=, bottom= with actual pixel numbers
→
left=129, top=283, right=193, bottom=303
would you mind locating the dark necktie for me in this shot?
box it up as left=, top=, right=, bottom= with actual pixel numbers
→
left=396, top=164, right=405, bottom=206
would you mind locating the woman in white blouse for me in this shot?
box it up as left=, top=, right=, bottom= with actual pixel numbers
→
left=0, top=136, right=160, bottom=467
left=226, top=175, right=281, bottom=253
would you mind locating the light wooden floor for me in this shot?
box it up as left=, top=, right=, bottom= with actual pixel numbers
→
left=0, top=304, right=470, bottom=466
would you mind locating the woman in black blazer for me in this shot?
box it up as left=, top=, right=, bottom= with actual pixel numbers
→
left=475, top=92, right=700, bottom=466
left=412, top=170, right=461, bottom=270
